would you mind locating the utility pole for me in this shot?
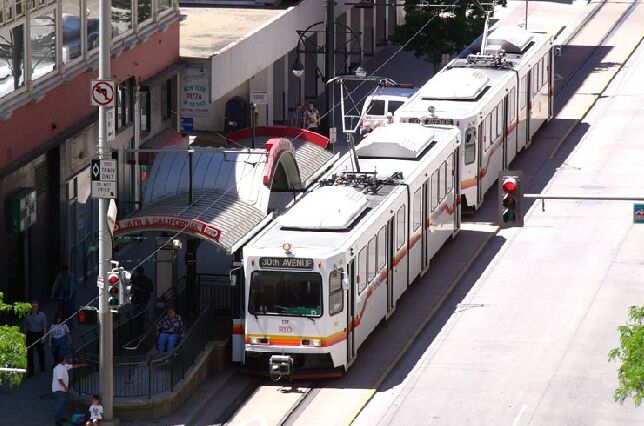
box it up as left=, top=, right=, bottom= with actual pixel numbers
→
left=98, top=0, right=114, bottom=421
left=325, top=0, right=335, bottom=133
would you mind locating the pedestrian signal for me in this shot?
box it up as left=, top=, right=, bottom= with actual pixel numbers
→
left=498, top=171, right=524, bottom=228
left=77, top=306, right=98, bottom=326
left=119, top=268, right=132, bottom=305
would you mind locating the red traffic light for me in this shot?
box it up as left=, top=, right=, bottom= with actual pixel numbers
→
left=77, top=307, right=98, bottom=326
left=502, top=178, right=517, bottom=192
left=108, top=273, right=120, bottom=284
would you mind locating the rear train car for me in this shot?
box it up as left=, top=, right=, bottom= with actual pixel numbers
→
left=241, top=123, right=460, bottom=378
left=396, top=25, right=554, bottom=210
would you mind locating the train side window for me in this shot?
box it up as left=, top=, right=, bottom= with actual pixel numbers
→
left=413, top=188, right=422, bottom=231
left=358, top=246, right=367, bottom=293
left=329, top=270, right=343, bottom=315
left=487, top=112, right=493, bottom=148
left=431, top=169, right=439, bottom=210
left=377, top=226, right=386, bottom=271
left=498, top=101, right=505, bottom=138
left=464, top=128, right=476, bottom=165
left=396, top=205, right=405, bottom=250
left=494, top=106, right=499, bottom=139
left=509, top=87, right=516, bottom=121
left=368, top=237, right=376, bottom=282
left=542, top=57, right=547, bottom=88
left=520, top=76, right=527, bottom=109
left=440, top=162, right=447, bottom=201
left=446, top=153, right=454, bottom=194
left=482, top=114, right=489, bottom=151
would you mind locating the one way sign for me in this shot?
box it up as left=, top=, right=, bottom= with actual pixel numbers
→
left=91, top=159, right=118, bottom=199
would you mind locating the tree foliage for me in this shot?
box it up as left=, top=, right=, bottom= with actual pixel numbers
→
left=608, top=306, right=644, bottom=406
left=391, top=0, right=507, bottom=65
left=0, top=292, right=30, bottom=387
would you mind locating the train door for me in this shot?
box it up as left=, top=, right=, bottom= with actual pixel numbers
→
left=477, top=122, right=484, bottom=206
left=526, top=69, right=532, bottom=143
left=346, top=260, right=356, bottom=363
left=386, top=217, right=395, bottom=315
left=502, top=94, right=509, bottom=169
left=421, top=182, right=429, bottom=273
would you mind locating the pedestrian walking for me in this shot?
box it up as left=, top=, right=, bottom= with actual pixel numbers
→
left=157, top=305, right=185, bottom=353
left=86, top=394, right=103, bottom=425
left=51, top=265, right=76, bottom=317
left=23, top=300, right=47, bottom=377
left=49, top=315, right=72, bottom=363
left=303, top=101, right=321, bottom=133
left=52, top=354, right=86, bottom=426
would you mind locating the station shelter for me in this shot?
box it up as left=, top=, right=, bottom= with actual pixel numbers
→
left=113, top=126, right=336, bottom=360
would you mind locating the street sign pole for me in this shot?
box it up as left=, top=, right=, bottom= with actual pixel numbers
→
left=98, top=0, right=114, bottom=422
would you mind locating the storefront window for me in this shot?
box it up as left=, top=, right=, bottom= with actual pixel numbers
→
left=87, top=0, right=99, bottom=51
left=159, top=0, right=171, bottom=13
left=30, top=10, right=56, bottom=81
left=138, top=0, right=152, bottom=23
left=112, top=0, right=132, bottom=37
left=0, top=23, right=25, bottom=99
left=62, top=0, right=82, bottom=63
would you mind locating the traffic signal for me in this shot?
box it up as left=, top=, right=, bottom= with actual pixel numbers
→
left=498, top=171, right=524, bottom=228
left=107, top=268, right=121, bottom=307
left=119, top=268, right=132, bottom=305
left=77, top=306, right=98, bottom=326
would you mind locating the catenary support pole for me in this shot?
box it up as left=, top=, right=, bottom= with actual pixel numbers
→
left=325, top=0, right=335, bottom=133
left=98, top=0, right=114, bottom=420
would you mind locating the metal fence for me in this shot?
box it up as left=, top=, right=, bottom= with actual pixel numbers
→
left=71, top=302, right=223, bottom=398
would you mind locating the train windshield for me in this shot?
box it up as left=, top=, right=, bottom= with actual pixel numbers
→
left=249, top=271, right=322, bottom=317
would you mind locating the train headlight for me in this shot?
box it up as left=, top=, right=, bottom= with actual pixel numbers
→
left=301, top=338, right=321, bottom=347
left=249, top=336, right=270, bottom=345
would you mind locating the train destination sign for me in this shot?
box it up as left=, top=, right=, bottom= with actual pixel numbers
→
left=259, top=257, right=314, bottom=270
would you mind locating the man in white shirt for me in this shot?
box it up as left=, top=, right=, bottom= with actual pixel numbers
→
left=52, top=354, right=86, bottom=426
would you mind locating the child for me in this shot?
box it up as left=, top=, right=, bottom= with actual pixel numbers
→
left=49, top=315, right=71, bottom=363
left=86, top=394, right=103, bottom=425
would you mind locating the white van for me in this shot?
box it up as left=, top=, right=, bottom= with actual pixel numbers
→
left=360, top=85, right=417, bottom=129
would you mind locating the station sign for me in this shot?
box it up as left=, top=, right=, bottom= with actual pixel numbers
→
left=634, top=203, right=644, bottom=224
left=259, top=257, right=314, bottom=270
left=91, top=159, right=118, bottom=199
left=114, top=216, right=222, bottom=243
left=250, top=90, right=268, bottom=106
left=9, top=188, right=37, bottom=233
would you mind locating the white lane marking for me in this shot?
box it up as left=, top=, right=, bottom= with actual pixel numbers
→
left=512, top=404, right=528, bottom=426
left=567, top=307, right=582, bottom=332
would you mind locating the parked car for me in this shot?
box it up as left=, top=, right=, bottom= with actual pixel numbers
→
left=360, top=85, right=417, bottom=130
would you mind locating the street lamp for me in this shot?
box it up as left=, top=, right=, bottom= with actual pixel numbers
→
left=292, top=56, right=304, bottom=78
left=354, top=65, right=367, bottom=78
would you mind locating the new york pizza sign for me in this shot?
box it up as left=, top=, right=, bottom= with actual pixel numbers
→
left=114, top=216, right=222, bottom=243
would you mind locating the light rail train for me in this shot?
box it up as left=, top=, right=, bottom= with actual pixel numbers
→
left=242, top=123, right=461, bottom=377
left=238, top=25, right=555, bottom=378
left=396, top=25, right=554, bottom=209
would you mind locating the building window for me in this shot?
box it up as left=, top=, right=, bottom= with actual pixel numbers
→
left=138, top=0, right=152, bottom=23
left=159, top=0, right=172, bottom=13
left=112, top=0, right=133, bottom=38
left=140, top=86, right=151, bottom=133
left=116, top=78, right=133, bottom=131
left=0, top=23, right=25, bottom=99
left=30, top=10, right=56, bottom=81
left=87, top=1, right=99, bottom=51
left=161, top=78, right=173, bottom=120
left=62, top=0, right=81, bottom=63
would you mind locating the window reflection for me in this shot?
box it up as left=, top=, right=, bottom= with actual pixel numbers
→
left=159, top=0, right=171, bottom=12
left=0, top=23, right=25, bottom=99
left=31, top=10, right=56, bottom=81
left=138, top=0, right=152, bottom=23
left=62, top=0, right=81, bottom=62
left=112, top=0, right=132, bottom=36
left=86, top=0, right=99, bottom=50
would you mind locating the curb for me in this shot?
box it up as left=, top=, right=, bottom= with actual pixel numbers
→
left=345, top=226, right=500, bottom=426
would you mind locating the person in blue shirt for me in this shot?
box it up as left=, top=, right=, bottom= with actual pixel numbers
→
left=156, top=306, right=185, bottom=352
